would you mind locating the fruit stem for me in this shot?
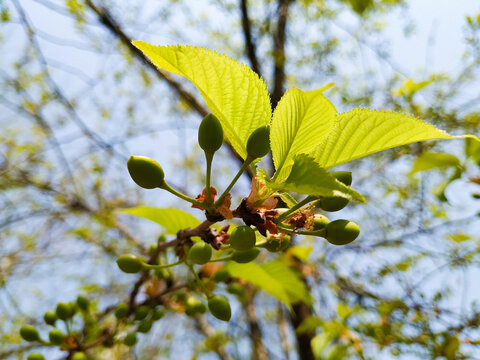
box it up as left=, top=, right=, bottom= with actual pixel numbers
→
left=275, top=195, right=316, bottom=223
left=160, top=181, right=205, bottom=207
left=215, top=156, right=254, bottom=207
left=187, top=264, right=212, bottom=298
left=208, top=255, right=233, bottom=263
left=142, top=259, right=184, bottom=270
left=277, top=224, right=326, bottom=237
left=204, top=152, right=215, bottom=211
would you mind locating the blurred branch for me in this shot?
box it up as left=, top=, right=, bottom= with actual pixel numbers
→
left=194, top=315, right=233, bottom=360
left=240, top=0, right=262, bottom=77
left=243, top=289, right=268, bottom=360
left=84, top=0, right=253, bottom=179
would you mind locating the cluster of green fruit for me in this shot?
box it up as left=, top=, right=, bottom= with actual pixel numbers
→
left=113, top=302, right=165, bottom=346
left=19, top=296, right=90, bottom=359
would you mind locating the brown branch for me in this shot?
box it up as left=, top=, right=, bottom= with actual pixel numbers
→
left=271, top=0, right=293, bottom=107
left=84, top=0, right=253, bottom=179
left=240, top=0, right=261, bottom=76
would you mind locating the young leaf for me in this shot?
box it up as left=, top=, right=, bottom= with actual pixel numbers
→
left=409, top=152, right=461, bottom=175
left=280, top=154, right=366, bottom=203
left=311, top=109, right=479, bottom=169
left=271, top=87, right=336, bottom=181
left=119, top=207, right=200, bottom=234
left=225, top=261, right=291, bottom=308
left=131, top=42, right=271, bottom=159
left=261, top=260, right=311, bottom=304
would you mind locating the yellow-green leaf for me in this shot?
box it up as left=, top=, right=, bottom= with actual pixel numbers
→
left=271, top=87, right=336, bottom=181
left=311, top=109, right=478, bottom=169
left=410, top=152, right=461, bottom=175
left=119, top=207, right=200, bottom=235
left=132, top=42, right=271, bottom=159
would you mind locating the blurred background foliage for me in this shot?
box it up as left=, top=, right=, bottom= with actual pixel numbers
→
left=0, top=0, right=480, bottom=359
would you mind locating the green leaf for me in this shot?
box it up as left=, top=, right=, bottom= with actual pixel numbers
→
left=225, top=261, right=291, bottom=308
left=280, top=154, right=366, bottom=203
left=410, top=152, right=461, bottom=175
left=311, top=109, right=478, bottom=169
left=465, top=137, right=480, bottom=165
left=131, top=42, right=271, bottom=159
left=271, top=87, right=336, bottom=181
left=261, top=260, right=311, bottom=304
left=119, top=207, right=200, bottom=235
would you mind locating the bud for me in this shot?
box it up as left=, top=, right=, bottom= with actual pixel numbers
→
left=127, top=155, right=165, bottom=189
left=116, top=254, right=143, bottom=274
left=198, top=114, right=224, bottom=153
left=246, top=126, right=270, bottom=159
left=20, top=325, right=39, bottom=342
left=325, top=219, right=360, bottom=245
left=208, top=295, right=231, bottom=322
left=230, top=226, right=256, bottom=251
left=188, top=242, right=212, bottom=265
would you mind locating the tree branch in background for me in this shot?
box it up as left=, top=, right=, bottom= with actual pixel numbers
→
left=84, top=0, right=253, bottom=179
left=240, top=0, right=262, bottom=77
left=271, top=0, right=293, bottom=107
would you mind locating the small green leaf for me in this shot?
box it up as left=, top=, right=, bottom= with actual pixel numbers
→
left=311, top=109, right=478, bottom=169
left=271, top=87, right=336, bottom=180
left=225, top=261, right=291, bottom=308
left=261, top=260, right=311, bottom=304
left=119, top=207, right=200, bottom=234
left=281, top=154, right=366, bottom=203
left=410, top=152, right=461, bottom=175
left=131, top=42, right=271, bottom=159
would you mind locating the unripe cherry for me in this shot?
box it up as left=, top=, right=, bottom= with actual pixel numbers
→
left=213, top=269, right=230, bottom=283
left=134, top=305, right=150, bottom=321
left=55, top=302, right=73, bottom=321
left=48, top=329, right=65, bottom=345
left=230, top=226, right=256, bottom=251
left=208, top=295, right=231, bottom=322
left=312, top=214, right=330, bottom=231
left=188, top=242, right=212, bottom=265
left=123, top=332, right=137, bottom=347
left=72, top=352, right=87, bottom=360
left=227, top=283, right=245, bottom=296
left=43, top=311, right=57, bottom=326
left=152, top=308, right=165, bottom=321
left=325, top=219, right=360, bottom=245
left=265, top=235, right=290, bottom=253
left=114, top=303, right=128, bottom=319
left=137, top=319, right=153, bottom=333
left=331, top=171, right=352, bottom=186
left=246, top=126, right=270, bottom=159
left=116, top=254, right=143, bottom=274
left=198, top=114, right=224, bottom=153
left=127, top=155, right=165, bottom=189
left=316, top=171, right=353, bottom=212
left=27, top=354, right=45, bottom=360
left=232, top=247, right=260, bottom=263
left=76, top=295, right=89, bottom=311
left=20, top=325, right=39, bottom=342
left=185, top=296, right=207, bottom=316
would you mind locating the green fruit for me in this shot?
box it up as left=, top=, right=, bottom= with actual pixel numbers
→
left=72, top=352, right=87, bottom=360
left=152, top=308, right=165, bottom=321
left=27, top=354, right=45, bottom=360
left=20, top=325, right=39, bottom=342
left=325, top=219, right=360, bottom=245
left=114, top=303, right=129, bottom=319
left=123, top=332, right=137, bottom=347
left=232, top=247, right=260, bottom=263
left=331, top=171, right=352, bottom=186
left=246, top=126, right=270, bottom=158
left=198, top=114, right=224, bottom=153
left=134, top=305, right=150, bottom=321
left=137, top=319, right=153, bottom=333
left=312, top=214, right=330, bottom=231
left=43, top=311, right=57, bottom=326
left=317, top=197, right=349, bottom=212
left=56, top=302, right=73, bottom=321
left=264, top=236, right=290, bottom=253
left=127, top=155, right=165, bottom=189
left=188, top=242, right=213, bottom=265
left=116, top=254, right=143, bottom=274
left=76, top=296, right=90, bottom=311
left=48, top=329, right=65, bottom=345
left=230, top=226, right=256, bottom=251
left=208, top=295, right=231, bottom=322
left=185, top=296, right=207, bottom=316
left=213, top=269, right=230, bottom=283
left=227, top=283, right=245, bottom=296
